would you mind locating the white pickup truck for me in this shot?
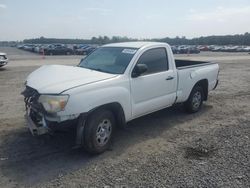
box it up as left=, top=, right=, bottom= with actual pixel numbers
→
left=22, top=42, right=219, bottom=154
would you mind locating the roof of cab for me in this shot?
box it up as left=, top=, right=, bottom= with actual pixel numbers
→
left=103, top=41, right=167, bottom=49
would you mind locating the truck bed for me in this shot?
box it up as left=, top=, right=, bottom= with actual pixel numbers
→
left=175, top=59, right=214, bottom=69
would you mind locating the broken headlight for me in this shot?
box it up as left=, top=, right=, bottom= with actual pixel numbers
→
left=38, top=95, right=69, bottom=113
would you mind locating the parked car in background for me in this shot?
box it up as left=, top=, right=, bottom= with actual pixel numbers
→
left=171, top=46, right=178, bottom=54
left=81, top=46, right=96, bottom=55
left=174, top=45, right=200, bottom=54
left=189, top=47, right=200, bottom=54
left=0, top=52, right=8, bottom=67
left=34, top=44, right=46, bottom=54
left=17, top=44, right=25, bottom=49
left=243, top=46, right=250, bottom=52
left=43, top=45, right=73, bottom=55
left=23, top=44, right=36, bottom=52
left=75, top=46, right=96, bottom=55
left=211, top=46, right=223, bottom=52
left=198, top=45, right=209, bottom=51
left=75, top=45, right=91, bottom=55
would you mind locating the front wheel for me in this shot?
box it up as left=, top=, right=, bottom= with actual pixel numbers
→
left=184, top=86, right=204, bottom=113
left=83, top=109, right=115, bottom=154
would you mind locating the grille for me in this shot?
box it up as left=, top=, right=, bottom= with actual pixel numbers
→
left=22, top=86, right=45, bottom=126
left=22, top=86, right=42, bottom=111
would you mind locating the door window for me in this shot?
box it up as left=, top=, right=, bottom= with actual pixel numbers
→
left=136, top=48, right=169, bottom=75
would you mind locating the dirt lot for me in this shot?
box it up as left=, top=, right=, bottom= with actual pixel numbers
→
left=0, top=47, right=249, bottom=188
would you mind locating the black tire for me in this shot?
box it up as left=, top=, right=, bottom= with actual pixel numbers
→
left=83, top=109, right=115, bottom=154
left=184, top=85, right=204, bottom=113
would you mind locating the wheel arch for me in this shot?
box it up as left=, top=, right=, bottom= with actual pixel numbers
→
left=88, top=102, right=126, bottom=129
left=193, top=79, right=208, bottom=101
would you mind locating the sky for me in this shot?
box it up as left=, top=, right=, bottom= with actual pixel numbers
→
left=0, top=0, right=250, bottom=41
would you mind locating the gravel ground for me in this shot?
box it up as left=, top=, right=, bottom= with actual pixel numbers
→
left=0, top=47, right=249, bottom=188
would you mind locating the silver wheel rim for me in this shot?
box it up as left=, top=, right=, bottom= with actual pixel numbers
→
left=96, top=119, right=112, bottom=147
left=192, top=91, right=202, bottom=109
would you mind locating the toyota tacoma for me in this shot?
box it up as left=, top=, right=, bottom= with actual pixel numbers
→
left=22, top=42, right=219, bottom=154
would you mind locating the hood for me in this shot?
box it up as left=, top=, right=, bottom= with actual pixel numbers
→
left=26, top=65, right=117, bottom=94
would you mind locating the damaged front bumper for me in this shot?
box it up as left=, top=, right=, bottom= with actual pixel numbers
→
left=25, top=107, right=80, bottom=136
left=23, top=86, right=79, bottom=136
left=25, top=108, right=49, bottom=136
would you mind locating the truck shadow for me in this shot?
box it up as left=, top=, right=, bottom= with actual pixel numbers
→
left=112, top=104, right=212, bottom=154
left=0, top=67, right=8, bottom=71
left=0, top=104, right=213, bottom=186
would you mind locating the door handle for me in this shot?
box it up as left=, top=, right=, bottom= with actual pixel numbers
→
left=166, top=76, right=174, bottom=80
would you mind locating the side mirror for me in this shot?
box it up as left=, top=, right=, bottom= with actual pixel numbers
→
left=132, top=64, right=148, bottom=78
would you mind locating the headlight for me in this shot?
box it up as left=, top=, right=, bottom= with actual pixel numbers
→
left=38, top=95, right=69, bottom=113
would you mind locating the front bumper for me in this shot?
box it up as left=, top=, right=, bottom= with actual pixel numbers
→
left=25, top=107, right=80, bottom=136
left=25, top=108, right=49, bottom=136
left=22, top=86, right=80, bottom=136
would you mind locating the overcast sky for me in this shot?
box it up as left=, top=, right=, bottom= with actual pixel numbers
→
left=0, top=0, right=250, bottom=41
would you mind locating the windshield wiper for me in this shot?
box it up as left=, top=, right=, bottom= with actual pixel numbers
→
left=89, top=67, right=114, bottom=74
left=78, top=65, right=114, bottom=74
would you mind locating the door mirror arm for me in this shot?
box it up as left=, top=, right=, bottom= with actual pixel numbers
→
left=132, top=64, right=148, bottom=78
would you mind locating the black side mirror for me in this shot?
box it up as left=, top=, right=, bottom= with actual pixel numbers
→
left=132, top=64, right=148, bottom=78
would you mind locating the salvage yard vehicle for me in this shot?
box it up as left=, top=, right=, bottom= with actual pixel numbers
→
left=22, top=42, right=219, bottom=154
left=0, top=52, right=8, bottom=67
left=80, top=46, right=96, bottom=55
left=43, top=45, right=73, bottom=55
left=176, top=45, right=200, bottom=54
left=75, top=45, right=96, bottom=55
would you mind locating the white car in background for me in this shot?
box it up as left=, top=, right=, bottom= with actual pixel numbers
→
left=0, top=52, right=8, bottom=67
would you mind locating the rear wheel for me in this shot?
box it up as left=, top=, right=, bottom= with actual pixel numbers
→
left=184, top=85, right=204, bottom=113
left=83, top=109, right=115, bottom=154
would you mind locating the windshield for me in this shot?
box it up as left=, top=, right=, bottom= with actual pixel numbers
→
left=78, top=47, right=138, bottom=74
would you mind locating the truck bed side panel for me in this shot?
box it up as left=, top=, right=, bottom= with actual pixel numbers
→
left=176, top=63, right=219, bottom=103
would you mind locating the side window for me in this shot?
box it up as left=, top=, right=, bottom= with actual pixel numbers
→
left=136, top=48, right=169, bottom=75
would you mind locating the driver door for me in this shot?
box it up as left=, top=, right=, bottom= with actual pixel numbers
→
left=130, top=47, right=177, bottom=118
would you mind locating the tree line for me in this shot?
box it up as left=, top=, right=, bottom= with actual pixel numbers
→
left=1, top=33, right=250, bottom=46
left=23, top=33, right=250, bottom=45
left=154, top=32, right=250, bottom=45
